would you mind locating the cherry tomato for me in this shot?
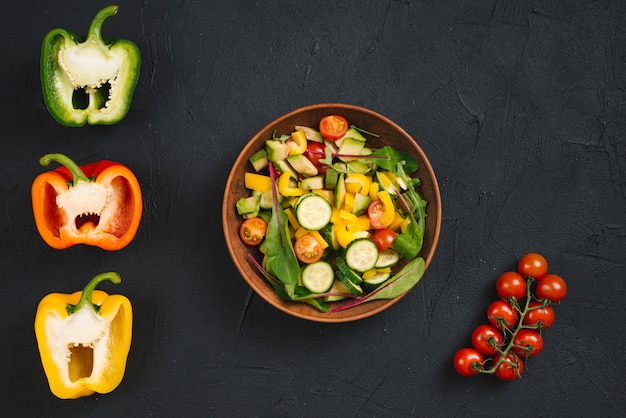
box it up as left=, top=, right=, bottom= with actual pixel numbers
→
left=512, top=329, right=544, bottom=358
left=487, top=300, right=519, bottom=331
left=517, top=253, right=548, bottom=279
left=294, top=233, right=323, bottom=264
left=303, top=141, right=327, bottom=174
left=367, top=200, right=386, bottom=229
left=453, top=348, right=484, bottom=376
left=239, top=217, right=268, bottom=246
left=496, top=271, right=527, bottom=301
left=535, top=274, right=567, bottom=303
left=523, top=301, right=555, bottom=329
left=319, top=115, right=349, bottom=140
left=494, top=352, right=524, bottom=381
left=471, top=324, right=504, bottom=356
left=371, top=228, right=396, bottom=252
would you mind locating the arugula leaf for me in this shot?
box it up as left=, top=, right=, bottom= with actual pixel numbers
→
left=371, top=146, right=419, bottom=174
left=264, top=163, right=301, bottom=298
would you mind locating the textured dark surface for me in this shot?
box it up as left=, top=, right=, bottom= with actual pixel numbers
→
left=1, top=0, right=625, bottom=416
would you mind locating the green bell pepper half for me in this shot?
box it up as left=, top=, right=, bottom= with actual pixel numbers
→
left=40, top=5, right=141, bottom=127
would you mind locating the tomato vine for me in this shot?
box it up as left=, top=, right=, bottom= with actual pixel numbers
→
left=453, top=253, right=567, bottom=380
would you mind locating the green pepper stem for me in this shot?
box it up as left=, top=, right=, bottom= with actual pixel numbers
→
left=39, top=153, right=90, bottom=183
left=67, top=272, right=121, bottom=314
left=87, top=5, right=119, bottom=43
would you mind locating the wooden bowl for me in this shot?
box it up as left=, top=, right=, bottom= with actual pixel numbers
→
left=222, top=104, right=442, bottom=322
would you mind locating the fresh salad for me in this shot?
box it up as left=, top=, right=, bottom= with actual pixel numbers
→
left=236, top=114, right=428, bottom=313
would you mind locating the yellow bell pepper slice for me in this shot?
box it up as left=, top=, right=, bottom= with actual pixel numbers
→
left=377, top=190, right=396, bottom=227
left=343, top=192, right=355, bottom=213
left=335, top=222, right=355, bottom=248
left=284, top=207, right=300, bottom=230
left=287, top=130, right=308, bottom=155
left=347, top=215, right=371, bottom=233
left=339, top=209, right=358, bottom=225
left=369, top=181, right=379, bottom=201
left=244, top=172, right=272, bottom=192
left=345, top=173, right=372, bottom=194
left=278, top=171, right=304, bottom=197
left=313, top=189, right=333, bottom=205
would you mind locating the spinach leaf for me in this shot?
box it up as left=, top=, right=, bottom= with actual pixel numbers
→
left=264, top=163, right=301, bottom=298
left=293, top=286, right=329, bottom=312
left=366, top=257, right=425, bottom=301
left=329, top=257, right=425, bottom=312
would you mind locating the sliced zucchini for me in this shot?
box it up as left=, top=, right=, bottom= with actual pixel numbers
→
left=301, top=261, right=334, bottom=293
left=375, top=248, right=401, bottom=269
left=294, top=193, right=332, bottom=231
left=345, top=238, right=379, bottom=272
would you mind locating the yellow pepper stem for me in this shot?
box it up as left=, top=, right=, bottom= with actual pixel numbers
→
left=67, top=272, right=121, bottom=314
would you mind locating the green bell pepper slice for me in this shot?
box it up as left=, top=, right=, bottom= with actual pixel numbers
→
left=41, top=5, right=141, bottom=127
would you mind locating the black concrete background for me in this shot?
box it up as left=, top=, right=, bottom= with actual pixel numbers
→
left=1, top=1, right=625, bottom=416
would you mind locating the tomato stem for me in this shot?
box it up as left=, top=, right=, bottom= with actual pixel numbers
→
left=479, top=275, right=537, bottom=375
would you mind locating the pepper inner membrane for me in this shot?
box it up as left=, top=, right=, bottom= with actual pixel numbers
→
left=67, top=344, right=94, bottom=382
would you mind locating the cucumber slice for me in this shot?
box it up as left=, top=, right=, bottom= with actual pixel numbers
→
left=335, top=257, right=363, bottom=284
left=323, top=223, right=340, bottom=251
left=335, top=260, right=363, bottom=295
left=301, top=261, right=334, bottom=293
left=295, top=193, right=332, bottom=231
left=363, top=272, right=391, bottom=286
left=345, top=238, right=379, bottom=272
left=375, top=248, right=401, bottom=268
left=363, top=271, right=391, bottom=291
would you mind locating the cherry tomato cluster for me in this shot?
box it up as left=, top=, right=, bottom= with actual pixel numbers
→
left=453, top=253, right=567, bottom=381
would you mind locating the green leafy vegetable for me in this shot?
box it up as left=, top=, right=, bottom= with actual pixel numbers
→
left=371, top=146, right=419, bottom=174
left=264, top=163, right=301, bottom=298
left=329, top=257, right=426, bottom=312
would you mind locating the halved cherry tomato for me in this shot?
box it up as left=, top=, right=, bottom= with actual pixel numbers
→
left=512, top=329, right=544, bottom=358
left=496, top=271, right=527, bottom=301
left=487, top=300, right=519, bottom=331
left=303, top=141, right=327, bottom=174
left=371, top=228, right=396, bottom=252
left=319, top=115, right=349, bottom=140
left=294, top=233, right=323, bottom=264
left=471, top=324, right=504, bottom=356
left=494, top=352, right=523, bottom=380
left=517, top=253, right=548, bottom=279
left=367, top=200, right=386, bottom=229
left=239, top=217, right=268, bottom=246
left=453, top=348, right=484, bottom=376
left=535, top=274, right=567, bottom=303
left=523, top=301, right=555, bottom=329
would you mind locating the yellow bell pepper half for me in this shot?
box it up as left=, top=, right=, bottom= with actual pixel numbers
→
left=34, top=272, right=132, bottom=399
